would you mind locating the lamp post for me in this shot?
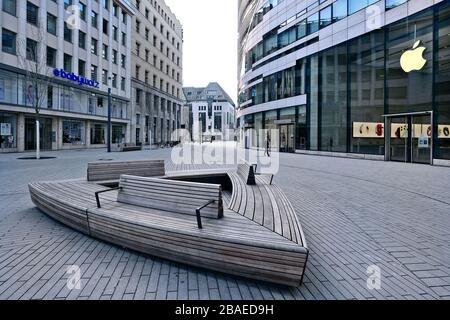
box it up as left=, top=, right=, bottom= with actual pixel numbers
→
left=107, top=77, right=112, bottom=153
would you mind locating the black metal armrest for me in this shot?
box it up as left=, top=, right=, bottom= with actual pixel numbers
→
left=195, top=199, right=216, bottom=229
left=254, top=172, right=274, bottom=185
left=95, top=187, right=121, bottom=208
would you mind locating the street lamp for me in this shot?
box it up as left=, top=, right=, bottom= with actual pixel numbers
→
left=107, top=77, right=112, bottom=153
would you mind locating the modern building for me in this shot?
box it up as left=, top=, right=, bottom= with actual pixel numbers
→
left=183, top=83, right=236, bottom=142
left=238, top=0, right=450, bottom=165
left=130, top=0, right=183, bottom=146
left=0, top=0, right=135, bottom=153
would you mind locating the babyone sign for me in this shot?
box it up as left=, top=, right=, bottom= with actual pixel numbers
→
left=53, top=69, right=100, bottom=89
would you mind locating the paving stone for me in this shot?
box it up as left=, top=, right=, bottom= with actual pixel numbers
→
left=0, top=147, right=449, bottom=299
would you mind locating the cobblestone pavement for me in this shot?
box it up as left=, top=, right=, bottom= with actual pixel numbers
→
left=0, top=145, right=449, bottom=300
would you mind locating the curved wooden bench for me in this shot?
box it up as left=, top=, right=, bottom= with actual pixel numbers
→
left=29, top=168, right=309, bottom=286
left=227, top=171, right=307, bottom=247
left=87, top=160, right=165, bottom=183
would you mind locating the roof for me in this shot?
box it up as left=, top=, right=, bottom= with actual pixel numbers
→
left=183, top=82, right=235, bottom=107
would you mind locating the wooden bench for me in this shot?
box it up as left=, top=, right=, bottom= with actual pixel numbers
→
left=96, top=175, right=223, bottom=228
left=227, top=166, right=307, bottom=247
left=87, top=160, right=165, bottom=183
left=29, top=169, right=309, bottom=286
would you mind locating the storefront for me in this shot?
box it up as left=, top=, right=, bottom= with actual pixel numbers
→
left=239, top=1, right=450, bottom=165
left=0, top=112, right=17, bottom=152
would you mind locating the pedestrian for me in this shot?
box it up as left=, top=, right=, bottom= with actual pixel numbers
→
left=265, top=132, right=271, bottom=157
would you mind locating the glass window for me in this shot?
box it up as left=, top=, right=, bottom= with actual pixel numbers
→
left=47, top=13, right=57, bottom=35
left=297, top=20, right=307, bottom=39
left=435, top=2, right=450, bottom=160
left=46, top=46, right=56, bottom=67
left=0, top=69, right=18, bottom=104
left=307, top=13, right=319, bottom=35
left=2, top=29, right=16, bottom=55
left=386, top=0, right=408, bottom=10
left=63, top=120, right=85, bottom=144
left=320, top=44, right=348, bottom=152
left=90, top=123, right=106, bottom=145
left=333, top=0, right=348, bottom=22
left=2, top=0, right=17, bottom=16
left=0, top=113, right=18, bottom=149
left=26, top=2, right=38, bottom=26
left=349, top=31, right=385, bottom=155
left=26, top=38, right=37, bottom=61
left=320, top=6, right=332, bottom=29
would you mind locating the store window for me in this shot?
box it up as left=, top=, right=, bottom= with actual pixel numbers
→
left=349, top=30, right=385, bottom=155
left=90, top=123, right=106, bottom=145
left=112, top=125, right=124, bottom=144
left=435, top=2, right=450, bottom=160
left=320, top=44, right=348, bottom=153
left=0, top=69, right=18, bottom=104
left=0, top=113, right=17, bottom=149
left=63, top=120, right=85, bottom=145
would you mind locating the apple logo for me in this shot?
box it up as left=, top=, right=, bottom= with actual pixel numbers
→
left=400, top=40, right=427, bottom=73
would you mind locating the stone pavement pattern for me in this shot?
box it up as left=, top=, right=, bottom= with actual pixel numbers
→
left=0, top=146, right=450, bottom=300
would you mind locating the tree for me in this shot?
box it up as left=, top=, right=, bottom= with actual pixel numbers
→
left=17, top=27, right=52, bottom=159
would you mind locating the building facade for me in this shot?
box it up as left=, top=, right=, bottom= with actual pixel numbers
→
left=130, top=0, right=183, bottom=146
left=238, top=0, right=450, bottom=165
left=0, top=0, right=135, bottom=153
left=183, top=83, right=236, bottom=142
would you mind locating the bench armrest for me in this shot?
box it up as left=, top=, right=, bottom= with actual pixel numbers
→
left=195, top=199, right=216, bottom=229
left=95, top=187, right=121, bottom=208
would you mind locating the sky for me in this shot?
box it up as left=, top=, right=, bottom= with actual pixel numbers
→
left=164, top=0, right=238, bottom=103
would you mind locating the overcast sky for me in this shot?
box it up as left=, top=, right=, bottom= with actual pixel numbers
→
left=164, top=0, right=238, bottom=103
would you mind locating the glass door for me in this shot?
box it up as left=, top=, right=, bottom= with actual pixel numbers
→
left=390, top=117, right=409, bottom=162
left=412, top=115, right=432, bottom=164
left=279, top=125, right=295, bottom=153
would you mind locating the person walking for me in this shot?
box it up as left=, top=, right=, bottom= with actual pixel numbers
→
left=265, top=132, right=271, bottom=157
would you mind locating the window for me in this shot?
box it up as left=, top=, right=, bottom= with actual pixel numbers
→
left=307, top=13, right=319, bottom=34
left=122, top=12, right=127, bottom=24
left=46, top=46, right=56, bottom=67
left=385, top=0, right=408, bottom=10
left=121, top=54, right=126, bottom=68
left=78, top=31, right=86, bottom=49
left=103, top=19, right=109, bottom=35
left=64, top=54, right=72, bottom=72
left=136, top=42, right=140, bottom=56
left=112, top=73, right=117, bottom=88
left=135, top=65, right=140, bottom=79
left=112, top=49, right=118, bottom=64
left=319, top=6, right=332, bottom=29
left=91, top=38, right=98, bottom=55
left=102, top=44, right=108, bottom=60
left=91, top=123, right=106, bottom=145
left=1, top=29, right=16, bottom=55
left=78, top=59, right=86, bottom=77
left=136, top=20, right=141, bottom=33
left=333, top=0, right=348, bottom=22
left=91, top=11, right=98, bottom=28
left=47, top=13, right=57, bottom=35
left=2, top=0, right=16, bottom=16
left=64, top=0, right=72, bottom=10
left=121, top=77, right=126, bottom=91
left=26, top=2, right=38, bottom=26
left=63, top=120, right=85, bottom=145
left=26, top=38, right=37, bottom=61
left=113, top=26, right=118, bottom=41
left=79, top=2, right=86, bottom=21
left=103, top=0, right=109, bottom=10
left=113, top=3, right=119, bottom=17
left=122, top=32, right=127, bottom=46
left=102, top=69, right=108, bottom=85
left=64, top=23, right=72, bottom=43
left=91, top=65, right=98, bottom=81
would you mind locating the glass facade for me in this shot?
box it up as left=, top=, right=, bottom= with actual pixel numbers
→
left=240, top=1, right=450, bottom=161
left=0, top=68, right=129, bottom=120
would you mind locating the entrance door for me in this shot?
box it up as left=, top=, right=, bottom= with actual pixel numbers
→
left=279, top=124, right=295, bottom=153
left=25, top=118, right=52, bottom=151
left=388, top=113, right=432, bottom=164
left=411, top=115, right=432, bottom=164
